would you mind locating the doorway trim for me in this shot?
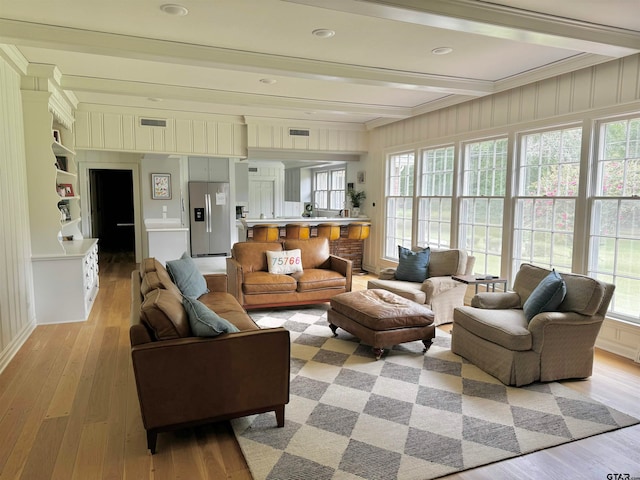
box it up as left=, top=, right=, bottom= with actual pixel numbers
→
left=78, top=162, right=143, bottom=263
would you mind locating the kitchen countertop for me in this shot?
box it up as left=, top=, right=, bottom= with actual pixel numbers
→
left=240, top=217, right=370, bottom=228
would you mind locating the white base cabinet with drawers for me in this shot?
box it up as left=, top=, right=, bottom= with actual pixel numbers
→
left=32, top=240, right=99, bottom=324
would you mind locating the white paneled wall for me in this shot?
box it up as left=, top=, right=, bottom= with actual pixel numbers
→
left=74, top=106, right=247, bottom=158
left=0, top=51, right=36, bottom=372
left=246, top=118, right=368, bottom=153
left=364, top=54, right=640, bottom=360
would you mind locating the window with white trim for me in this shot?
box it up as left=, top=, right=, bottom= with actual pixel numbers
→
left=590, top=116, right=640, bottom=323
left=417, top=145, right=454, bottom=248
left=513, top=126, right=581, bottom=274
left=313, top=168, right=346, bottom=210
left=459, top=138, right=507, bottom=275
left=385, top=152, right=415, bottom=259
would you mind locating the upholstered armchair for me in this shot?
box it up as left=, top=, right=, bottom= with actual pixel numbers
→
left=452, top=263, right=615, bottom=387
left=367, top=248, right=475, bottom=326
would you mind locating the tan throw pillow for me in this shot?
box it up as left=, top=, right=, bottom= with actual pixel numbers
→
left=266, top=249, right=303, bottom=274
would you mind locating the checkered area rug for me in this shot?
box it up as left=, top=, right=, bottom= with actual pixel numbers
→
left=231, top=305, right=639, bottom=480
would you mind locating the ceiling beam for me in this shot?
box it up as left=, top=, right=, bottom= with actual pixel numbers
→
left=0, top=18, right=493, bottom=96
left=61, top=74, right=413, bottom=118
left=285, top=0, right=640, bottom=57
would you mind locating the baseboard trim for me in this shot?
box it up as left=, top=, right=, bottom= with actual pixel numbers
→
left=0, top=320, right=36, bottom=375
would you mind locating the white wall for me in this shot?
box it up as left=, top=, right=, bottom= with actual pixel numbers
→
left=364, top=53, right=640, bottom=360
left=0, top=49, right=36, bottom=372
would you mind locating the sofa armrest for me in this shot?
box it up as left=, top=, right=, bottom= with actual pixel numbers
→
left=204, top=273, right=227, bottom=293
left=329, top=255, right=353, bottom=291
left=226, top=257, right=244, bottom=302
left=131, top=328, right=290, bottom=431
left=470, top=292, right=521, bottom=309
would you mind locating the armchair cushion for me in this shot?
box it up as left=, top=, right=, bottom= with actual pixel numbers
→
left=522, top=269, right=566, bottom=321
left=396, top=246, right=430, bottom=282
left=166, top=252, right=209, bottom=298
left=182, top=295, right=240, bottom=337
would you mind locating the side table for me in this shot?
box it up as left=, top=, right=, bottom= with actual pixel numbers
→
left=452, top=274, right=508, bottom=294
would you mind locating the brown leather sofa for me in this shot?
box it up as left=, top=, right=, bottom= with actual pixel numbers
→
left=226, top=237, right=353, bottom=309
left=130, top=257, right=290, bottom=453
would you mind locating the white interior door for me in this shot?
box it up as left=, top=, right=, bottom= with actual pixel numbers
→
left=249, top=180, right=274, bottom=219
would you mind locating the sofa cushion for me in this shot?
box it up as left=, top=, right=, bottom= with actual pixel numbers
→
left=140, top=288, right=191, bottom=340
left=242, top=271, right=297, bottom=294
left=166, top=252, right=209, bottom=298
left=396, top=246, right=430, bottom=282
left=199, top=291, right=261, bottom=331
left=233, top=242, right=283, bottom=272
left=284, top=238, right=330, bottom=269
left=266, top=249, right=303, bottom=274
left=140, top=257, right=158, bottom=274
left=141, top=271, right=164, bottom=296
left=182, top=295, right=240, bottom=337
left=291, top=269, right=346, bottom=292
left=454, top=306, right=532, bottom=351
left=522, top=269, right=566, bottom=321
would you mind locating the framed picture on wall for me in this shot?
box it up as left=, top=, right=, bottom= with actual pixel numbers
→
left=152, top=173, right=171, bottom=199
left=357, top=171, right=366, bottom=184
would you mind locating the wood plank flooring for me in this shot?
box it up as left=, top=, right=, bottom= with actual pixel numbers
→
left=0, top=255, right=638, bottom=479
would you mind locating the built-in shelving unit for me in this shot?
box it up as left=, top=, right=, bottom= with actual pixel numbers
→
left=22, top=64, right=99, bottom=324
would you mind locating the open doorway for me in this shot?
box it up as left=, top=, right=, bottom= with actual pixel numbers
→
left=89, top=169, right=135, bottom=255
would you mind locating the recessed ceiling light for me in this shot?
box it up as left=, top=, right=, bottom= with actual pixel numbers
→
left=312, top=29, right=335, bottom=38
left=147, top=97, right=163, bottom=102
left=160, top=4, right=189, bottom=16
left=259, top=78, right=277, bottom=85
left=431, top=47, right=453, bottom=55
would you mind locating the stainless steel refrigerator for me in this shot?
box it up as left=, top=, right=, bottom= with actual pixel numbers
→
left=189, top=181, right=231, bottom=256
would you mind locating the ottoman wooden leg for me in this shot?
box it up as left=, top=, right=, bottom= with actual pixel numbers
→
left=422, top=338, right=433, bottom=352
left=373, top=347, right=384, bottom=360
left=329, top=324, right=339, bottom=336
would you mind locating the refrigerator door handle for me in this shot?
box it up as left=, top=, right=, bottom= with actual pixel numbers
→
left=205, top=193, right=212, bottom=233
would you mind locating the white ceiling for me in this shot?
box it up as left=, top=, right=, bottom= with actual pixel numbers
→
left=1, top=0, right=639, bottom=128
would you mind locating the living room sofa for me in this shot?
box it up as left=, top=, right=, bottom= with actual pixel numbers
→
left=367, top=248, right=475, bottom=325
left=452, top=263, right=615, bottom=386
left=226, top=237, right=352, bottom=309
left=130, top=257, right=290, bottom=453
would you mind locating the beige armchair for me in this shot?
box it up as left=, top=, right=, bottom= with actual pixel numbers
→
left=367, top=248, right=475, bottom=325
left=452, top=263, right=615, bottom=387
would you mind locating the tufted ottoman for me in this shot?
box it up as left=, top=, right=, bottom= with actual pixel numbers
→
left=328, top=289, right=436, bottom=360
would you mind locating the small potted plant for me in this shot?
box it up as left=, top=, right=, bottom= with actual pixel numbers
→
left=347, top=189, right=366, bottom=216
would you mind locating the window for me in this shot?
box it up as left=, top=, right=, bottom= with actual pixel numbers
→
left=313, top=168, right=345, bottom=210
left=513, top=126, right=581, bottom=273
left=590, top=116, right=640, bottom=322
left=459, top=138, right=507, bottom=275
left=417, top=146, right=454, bottom=248
left=385, top=152, right=414, bottom=259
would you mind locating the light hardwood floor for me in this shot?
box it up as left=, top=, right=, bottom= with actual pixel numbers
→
left=0, top=256, right=639, bottom=479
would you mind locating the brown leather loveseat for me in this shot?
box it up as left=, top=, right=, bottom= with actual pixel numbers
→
left=227, top=237, right=352, bottom=309
left=130, top=257, right=290, bottom=453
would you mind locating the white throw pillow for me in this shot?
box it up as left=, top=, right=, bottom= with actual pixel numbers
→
left=266, top=249, right=303, bottom=274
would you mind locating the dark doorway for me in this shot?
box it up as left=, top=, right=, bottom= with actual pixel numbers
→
left=89, top=169, right=135, bottom=253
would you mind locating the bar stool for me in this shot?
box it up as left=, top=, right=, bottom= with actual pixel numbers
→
left=285, top=223, right=310, bottom=239
left=251, top=224, right=280, bottom=242
left=316, top=222, right=341, bottom=241
left=347, top=221, right=371, bottom=240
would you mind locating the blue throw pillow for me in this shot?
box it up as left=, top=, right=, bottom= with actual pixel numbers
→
left=166, top=252, right=209, bottom=298
left=395, top=246, right=430, bottom=282
left=522, top=269, right=567, bottom=322
left=182, top=295, right=240, bottom=337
